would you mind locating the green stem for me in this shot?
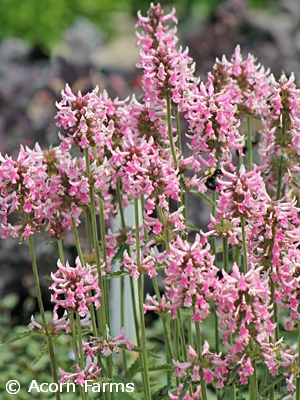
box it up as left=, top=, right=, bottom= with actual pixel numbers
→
left=142, top=196, right=173, bottom=364
left=157, top=206, right=170, bottom=251
left=174, top=319, right=180, bottom=386
left=175, top=104, right=182, bottom=153
left=71, top=219, right=99, bottom=336
left=249, top=361, right=259, bottom=400
left=129, top=276, right=140, bottom=346
left=166, top=95, right=177, bottom=167
left=85, top=210, right=93, bottom=253
left=211, top=191, right=220, bottom=359
left=177, top=308, right=187, bottom=360
left=152, top=278, right=173, bottom=361
left=57, top=239, right=65, bottom=264
left=83, top=150, right=106, bottom=333
left=26, top=217, right=60, bottom=400
left=120, top=272, right=128, bottom=378
left=134, top=198, right=151, bottom=400
left=174, top=104, right=187, bottom=223
left=229, top=386, right=236, bottom=400
left=195, top=322, right=208, bottom=400
left=276, top=120, right=286, bottom=201
left=85, top=150, right=113, bottom=399
left=240, top=215, right=248, bottom=272
left=99, top=197, right=111, bottom=329
left=71, top=217, right=85, bottom=265
left=116, top=180, right=140, bottom=347
left=222, top=236, right=229, bottom=274
left=116, top=178, right=126, bottom=228
left=76, top=315, right=88, bottom=400
left=247, top=117, right=253, bottom=171
left=57, top=240, right=80, bottom=364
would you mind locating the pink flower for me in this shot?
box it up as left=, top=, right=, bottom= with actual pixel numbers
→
left=50, top=257, right=101, bottom=318
left=59, top=356, right=101, bottom=386
left=143, top=294, right=173, bottom=314
left=122, top=250, right=157, bottom=280
left=164, top=233, right=219, bottom=321
left=83, top=326, right=133, bottom=358
left=185, top=82, right=243, bottom=169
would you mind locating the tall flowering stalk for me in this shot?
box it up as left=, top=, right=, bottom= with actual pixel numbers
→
left=2, top=3, right=300, bottom=400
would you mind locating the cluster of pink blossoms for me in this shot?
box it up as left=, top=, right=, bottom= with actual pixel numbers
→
left=0, top=145, right=49, bottom=239
left=50, top=257, right=101, bottom=318
left=83, top=326, right=133, bottom=358
left=173, top=342, right=228, bottom=389
left=259, top=73, right=300, bottom=190
left=211, top=164, right=300, bottom=329
left=59, top=357, right=101, bottom=386
left=2, top=2, right=300, bottom=398
left=164, top=234, right=219, bottom=321
left=135, top=3, right=199, bottom=111
left=185, top=81, right=243, bottom=170
left=208, top=45, right=274, bottom=117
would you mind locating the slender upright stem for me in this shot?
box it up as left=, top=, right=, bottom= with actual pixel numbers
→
left=85, top=210, right=93, bottom=253
left=222, top=236, right=229, bottom=274
left=116, top=178, right=126, bottom=228
left=249, top=361, right=259, bottom=400
left=71, top=217, right=85, bottom=265
left=211, top=191, right=220, bottom=362
left=152, top=278, right=173, bottom=362
left=240, top=215, right=248, bottom=272
left=76, top=316, right=88, bottom=400
left=195, top=322, right=207, bottom=400
left=177, top=308, right=187, bottom=360
left=116, top=179, right=140, bottom=347
left=247, top=117, right=253, bottom=171
left=26, top=217, right=60, bottom=400
left=71, top=217, right=98, bottom=336
left=99, top=197, right=111, bottom=328
left=276, top=120, right=286, bottom=201
left=166, top=95, right=177, bottom=167
left=57, top=240, right=79, bottom=363
left=83, top=149, right=107, bottom=333
left=134, top=198, right=151, bottom=400
left=120, top=271, right=128, bottom=378
left=175, top=105, right=181, bottom=153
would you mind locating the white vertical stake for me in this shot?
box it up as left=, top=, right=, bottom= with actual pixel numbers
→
left=110, top=201, right=141, bottom=344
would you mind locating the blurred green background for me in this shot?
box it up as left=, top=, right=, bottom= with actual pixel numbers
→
left=0, top=0, right=279, bottom=54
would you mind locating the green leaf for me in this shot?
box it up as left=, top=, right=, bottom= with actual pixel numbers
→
left=96, top=190, right=105, bottom=201
left=178, top=377, right=191, bottom=400
left=135, top=363, right=174, bottom=373
left=43, top=274, right=52, bottom=281
left=227, top=364, right=241, bottom=386
left=221, top=389, right=230, bottom=400
left=190, top=190, right=216, bottom=206
left=179, top=177, right=188, bottom=192
left=128, top=345, right=161, bottom=359
left=185, top=223, right=200, bottom=232
left=32, top=341, right=48, bottom=365
left=128, top=357, right=141, bottom=378
left=103, top=270, right=129, bottom=280
left=259, top=374, right=285, bottom=395
left=1, top=331, right=42, bottom=345
left=111, top=244, right=127, bottom=265
left=152, top=383, right=174, bottom=399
